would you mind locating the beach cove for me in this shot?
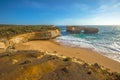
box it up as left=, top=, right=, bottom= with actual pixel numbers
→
left=15, top=40, right=120, bottom=72
left=0, top=25, right=120, bottom=80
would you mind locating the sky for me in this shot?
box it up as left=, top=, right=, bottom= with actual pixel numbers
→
left=0, top=0, right=120, bottom=25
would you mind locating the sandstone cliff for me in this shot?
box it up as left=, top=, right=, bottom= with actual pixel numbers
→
left=0, top=25, right=61, bottom=50
left=0, top=29, right=60, bottom=50
left=6, top=29, right=60, bottom=49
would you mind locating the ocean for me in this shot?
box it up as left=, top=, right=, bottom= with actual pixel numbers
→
left=56, top=26, right=120, bottom=62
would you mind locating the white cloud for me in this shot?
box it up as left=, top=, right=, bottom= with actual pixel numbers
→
left=97, top=2, right=120, bottom=13
left=56, top=0, right=120, bottom=25
left=56, top=16, right=120, bottom=25
left=22, top=0, right=120, bottom=25
left=86, top=16, right=120, bottom=25
left=90, top=0, right=120, bottom=25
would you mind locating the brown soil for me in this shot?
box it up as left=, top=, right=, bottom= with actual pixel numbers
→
left=0, top=50, right=120, bottom=80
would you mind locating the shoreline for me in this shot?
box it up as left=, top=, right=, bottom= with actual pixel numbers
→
left=55, top=40, right=120, bottom=63
left=15, top=40, right=120, bottom=72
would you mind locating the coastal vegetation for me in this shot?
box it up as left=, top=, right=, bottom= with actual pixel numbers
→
left=0, top=25, right=61, bottom=49
left=0, top=25, right=60, bottom=39
left=0, top=24, right=120, bottom=80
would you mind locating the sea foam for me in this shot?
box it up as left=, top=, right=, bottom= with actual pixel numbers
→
left=56, top=26, right=120, bottom=62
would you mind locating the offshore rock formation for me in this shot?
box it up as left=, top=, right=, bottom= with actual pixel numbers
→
left=66, top=26, right=99, bottom=34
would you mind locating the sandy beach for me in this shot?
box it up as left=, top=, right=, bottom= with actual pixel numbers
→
left=15, top=40, right=120, bottom=72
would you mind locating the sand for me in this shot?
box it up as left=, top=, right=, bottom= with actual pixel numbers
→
left=15, top=40, right=120, bottom=72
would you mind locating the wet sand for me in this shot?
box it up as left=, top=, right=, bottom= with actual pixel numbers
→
left=15, top=40, right=120, bottom=72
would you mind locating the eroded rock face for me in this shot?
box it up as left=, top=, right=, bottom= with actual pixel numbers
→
left=66, top=26, right=99, bottom=34
left=31, top=30, right=60, bottom=40
left=0, top=42, right=6, bottom=49
left=84, top=27, right=99, bottom=34
left=6, top=29, right=60, bottom=49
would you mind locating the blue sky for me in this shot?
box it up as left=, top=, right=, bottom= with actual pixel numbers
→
left=0, top=0, right=120, bottom=25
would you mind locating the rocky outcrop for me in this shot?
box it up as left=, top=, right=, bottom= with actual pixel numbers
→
left=0, top=50, right=119, bottom=80
left=84, top=27, right=99, bottom=34
left=3, top=29, right=60, bottom=49
left=30, top=30, right=60, bottom=40
left=0, top=42, right=6, bottom=49
left=66, top=26, right=99, bottom=34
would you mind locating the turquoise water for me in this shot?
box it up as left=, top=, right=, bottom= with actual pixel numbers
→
left=56, top=26, right=120, bottom=62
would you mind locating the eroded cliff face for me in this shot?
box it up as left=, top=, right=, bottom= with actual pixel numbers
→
left=30, top=30, right=60, bottom=40
left=0, top=29, right=60, bottom=49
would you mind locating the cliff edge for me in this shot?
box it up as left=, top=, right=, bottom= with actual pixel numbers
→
left=0, top=25, right=61, bottom=49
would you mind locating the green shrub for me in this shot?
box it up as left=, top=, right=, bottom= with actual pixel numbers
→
left=0, top=25, right=60, bottom=39
left=63, top=57, right=71, bottom=61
